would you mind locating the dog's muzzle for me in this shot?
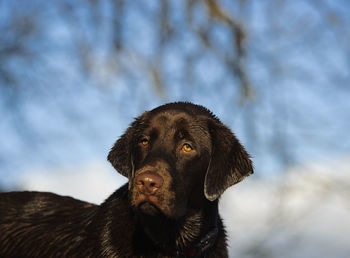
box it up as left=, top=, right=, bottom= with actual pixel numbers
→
left=135, top=172, right=164, bottom=195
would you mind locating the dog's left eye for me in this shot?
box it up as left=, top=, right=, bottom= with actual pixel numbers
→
left=182, top=143, right=193, bottom=152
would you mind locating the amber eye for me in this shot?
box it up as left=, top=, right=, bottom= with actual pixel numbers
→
left=140, top=138, right=149, bottom=146
left=182, top=143, right=193, bottom=152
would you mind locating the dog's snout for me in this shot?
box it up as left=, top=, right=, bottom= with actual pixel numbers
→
left=135, top=172, right=164, bottom=195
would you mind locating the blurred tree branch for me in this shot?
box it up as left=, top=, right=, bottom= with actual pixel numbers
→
left=0, top=0, right=349, bottom=177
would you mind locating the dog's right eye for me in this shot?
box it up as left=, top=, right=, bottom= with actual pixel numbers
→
left=140, top=138, right=149, bottom=147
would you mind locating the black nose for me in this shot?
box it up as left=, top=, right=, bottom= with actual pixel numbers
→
left=135, top=172, right=164, bottom=195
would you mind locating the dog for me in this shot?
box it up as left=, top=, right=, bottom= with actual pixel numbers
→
left=0, top=102, right=253, bottom=257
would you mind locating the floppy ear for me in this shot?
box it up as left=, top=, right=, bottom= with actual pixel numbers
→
left=204, top=119, right=253, bottom=201
left=107, top=125, right=134, bottom=178
left=108, top=113, right=149, bottom=178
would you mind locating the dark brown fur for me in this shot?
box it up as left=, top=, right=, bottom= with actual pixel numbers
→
left=0, top=102, right=253, bottom=257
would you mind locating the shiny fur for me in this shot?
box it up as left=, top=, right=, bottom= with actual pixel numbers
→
left=0, top=102, right=253, bottom=257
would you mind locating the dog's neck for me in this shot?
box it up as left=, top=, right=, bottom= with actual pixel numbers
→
left=138, top=201, right=219, bottom=256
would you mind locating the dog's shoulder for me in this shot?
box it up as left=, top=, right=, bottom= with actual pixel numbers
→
left=81, top=183, right=139, bottom=257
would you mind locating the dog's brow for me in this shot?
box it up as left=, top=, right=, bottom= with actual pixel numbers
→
left=149, top=128, right=159, bottom=140
left=155, top=115, right=169, bottom=124
left=175, top=117, right=186, bottom=124
left=173, top=116, right=191, bottom=129
left=174, top=128, right=194, bottom=143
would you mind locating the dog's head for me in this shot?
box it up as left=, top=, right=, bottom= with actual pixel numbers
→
left=108, top=102, right=253, bottom=218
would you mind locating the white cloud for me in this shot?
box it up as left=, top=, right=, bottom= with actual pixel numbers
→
left=21, top=161, right=127, bottom=204
left=220, top=156, right=350, bottom=258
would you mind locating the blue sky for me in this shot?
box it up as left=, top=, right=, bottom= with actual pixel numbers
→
left=1, top=0, right=350, bottom=188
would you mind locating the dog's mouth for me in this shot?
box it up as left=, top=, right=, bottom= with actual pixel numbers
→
left=138, top=201, right=161, bottom=216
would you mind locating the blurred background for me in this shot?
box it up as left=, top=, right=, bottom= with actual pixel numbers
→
left=1, top=0, right=349, bottom=257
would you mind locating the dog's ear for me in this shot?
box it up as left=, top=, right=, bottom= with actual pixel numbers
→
left=108, top=113, right=149, bottom=178
left=204, top=119, right=253, bottom=201
left=107, top=125, right=134, bottom=178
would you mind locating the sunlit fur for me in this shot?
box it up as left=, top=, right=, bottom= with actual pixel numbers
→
left=0, top=102, right=253, bottom=257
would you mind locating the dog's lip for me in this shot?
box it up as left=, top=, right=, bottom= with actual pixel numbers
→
left=136, top=194, right=159, bottom=205
left=137, top=200, right=161, bottom=215
left=138, top=200, right=156, bottom=208
left=136, top=193, right=161, bottom=208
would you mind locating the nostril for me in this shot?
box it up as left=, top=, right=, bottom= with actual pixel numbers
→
left=136, top=180, right=144, bottom=186
left=135, top=172, right=164, bottom=195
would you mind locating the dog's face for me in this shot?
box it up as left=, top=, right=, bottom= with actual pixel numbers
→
left=108, top=102, right=253, bottom=218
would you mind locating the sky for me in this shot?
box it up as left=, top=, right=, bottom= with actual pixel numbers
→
left=0, top=1, right=350, bottom=257
left=0, top=0, right=349, bottom=185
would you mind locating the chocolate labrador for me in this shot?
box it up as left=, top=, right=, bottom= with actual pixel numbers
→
left=0, top=102, right=253, bottom=257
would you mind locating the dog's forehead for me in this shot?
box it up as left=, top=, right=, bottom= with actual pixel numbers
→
left=149, top=111, right=198, bottom=129
left=143, top=111, right=212, bottom=149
